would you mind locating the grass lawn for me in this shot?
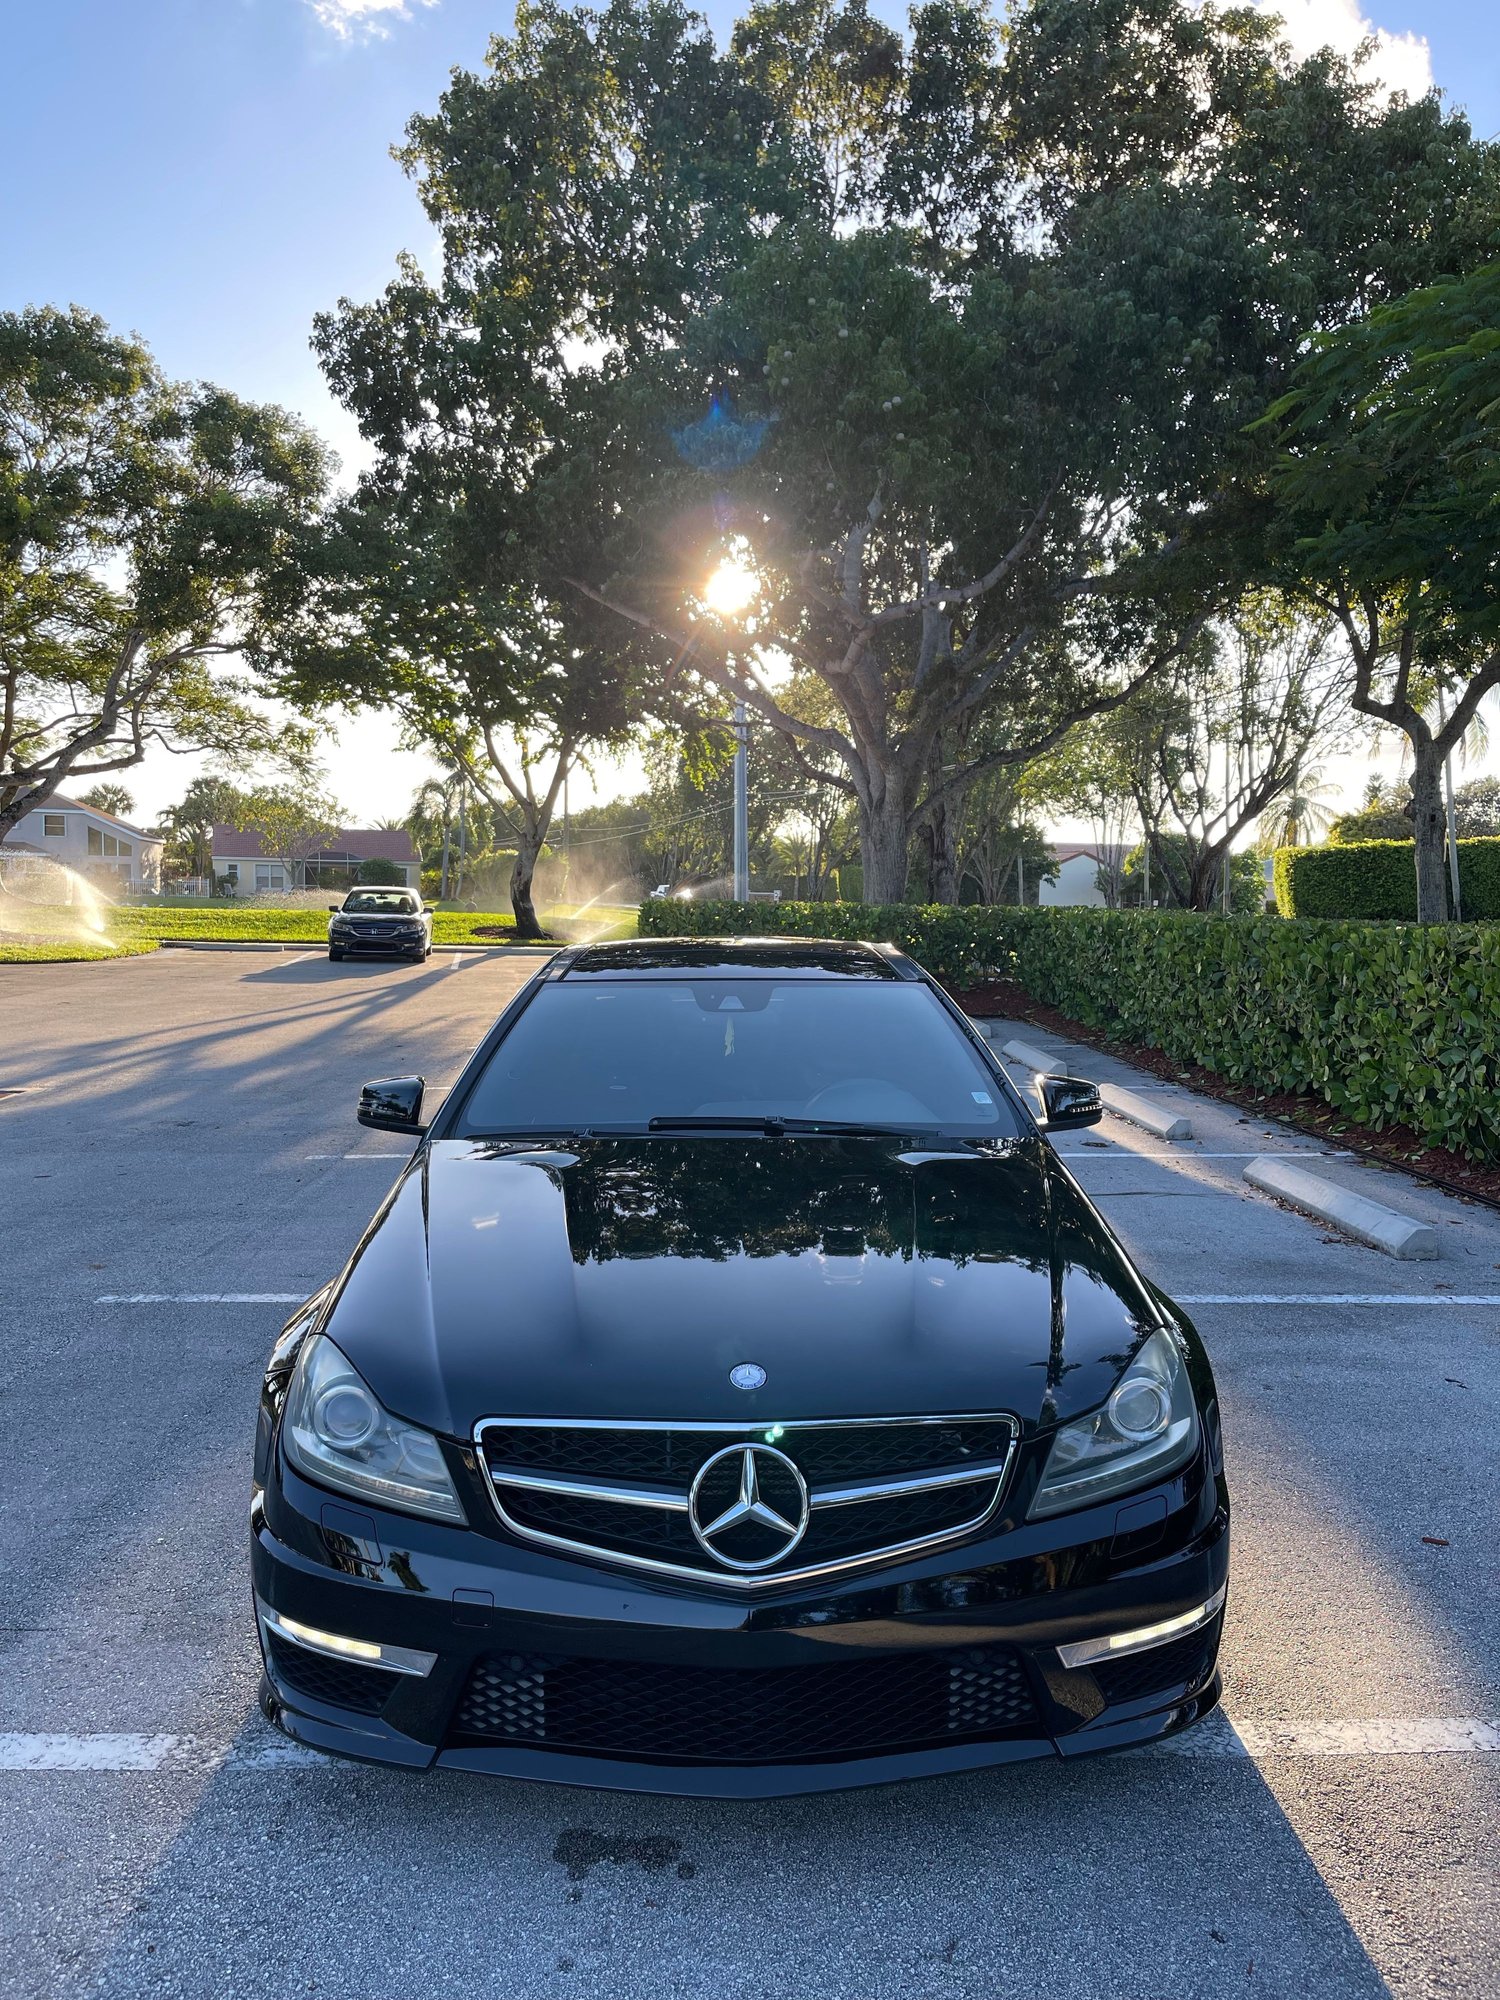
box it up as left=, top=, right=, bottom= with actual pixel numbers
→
left=0, top=938, right=159, bottom=964
left=1, top=901, right=638, bottom=957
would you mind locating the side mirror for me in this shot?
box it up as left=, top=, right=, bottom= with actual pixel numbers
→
left=328, top=903, right=341, bottom=913
left=1038, top=1074, right=1102, bottom=1132
left=422, top=904, right=435, bottom=914
left=357, top=1075, right=427, bottom=1135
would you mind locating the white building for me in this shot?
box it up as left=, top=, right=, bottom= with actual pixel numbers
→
left=1037, top=843, right=1124, bottom=908
left=0, top=793, right=164, bottom=893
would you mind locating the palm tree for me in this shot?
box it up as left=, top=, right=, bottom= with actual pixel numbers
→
left=1257, top=767, right=1340, bottom=851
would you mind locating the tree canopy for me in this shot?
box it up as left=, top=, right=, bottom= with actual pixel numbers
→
left=309, top=0, right=1498, bottom=902
left=0, top=305, right=329, bottom=841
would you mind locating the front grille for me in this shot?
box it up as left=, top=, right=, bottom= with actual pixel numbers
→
left=476, top=1416, right=1018, bottom=1588
left=1091, top=1619, right=1221, bottom=1706
left=451, top=1645, right=1040, bottom=1764
left=264, top=1631, right=396, bottom=1715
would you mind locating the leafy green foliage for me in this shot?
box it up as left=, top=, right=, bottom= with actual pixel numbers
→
left=1274, top=839, right=1500, bottom=920
left=0, top=305, right=328, bottom=839
left=641, top=896, right=1500, bottom=1156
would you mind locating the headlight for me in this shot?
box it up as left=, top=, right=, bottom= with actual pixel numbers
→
left=281, top=1333, right=465, bottom=1523
left=1029, top=1328, right=1198, bottom=1519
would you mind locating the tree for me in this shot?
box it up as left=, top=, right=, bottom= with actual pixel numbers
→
left=355, top=0, right=1495, bottom=901
left=1454, top=777, right=1500, bottom=839
left=77, top=783, right=136, bottom=818
left=0, top=306, right=329, bottom=841
left=232, top=782, right=343, bottom=892
left=1264, top=263, right=1500, bottom=919
left=158, top=774, right=253, bottom=882
left=1085, top=604, right=1349, bottom=910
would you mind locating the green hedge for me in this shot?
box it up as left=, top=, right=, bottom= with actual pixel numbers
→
left=639, top=897, right=1500, bottom=1159
left=1275, top=837, right=1500, bottom=919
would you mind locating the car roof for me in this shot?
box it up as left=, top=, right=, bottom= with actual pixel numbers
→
left=558, top=938, right=910, bottom=980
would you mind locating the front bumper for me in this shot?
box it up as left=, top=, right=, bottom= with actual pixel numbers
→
left=252, top=1436, right=1230, bottom=1796
left=329, top=929, right=427, bottom=957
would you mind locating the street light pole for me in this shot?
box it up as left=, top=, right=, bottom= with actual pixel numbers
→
left=733, top=698, right=749, bottom=902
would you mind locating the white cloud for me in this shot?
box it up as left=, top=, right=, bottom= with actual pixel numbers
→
left=1252, top=1, right=1434, bottom=102
left=306, top=0, right=437, bottom=41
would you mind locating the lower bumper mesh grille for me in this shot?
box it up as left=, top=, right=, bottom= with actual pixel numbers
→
left=265, top=1631, right=396, bottom=1716
left=451, top=1645, right=1041, bottom=1764
left=1090, top=1619, right=1221, bottom=1705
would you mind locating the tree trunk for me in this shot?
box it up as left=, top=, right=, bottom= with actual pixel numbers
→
left=510, top=827, right=548, bottom=940
left=860, top=795, right=910, bottom=905
left=1408, top=750, right=1450, bottom=922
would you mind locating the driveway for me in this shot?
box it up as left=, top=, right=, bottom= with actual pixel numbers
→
left=0, top=952, right=1495, bottom=1998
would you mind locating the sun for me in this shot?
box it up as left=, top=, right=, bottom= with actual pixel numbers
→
left=702, top=556, right=759, bottom=619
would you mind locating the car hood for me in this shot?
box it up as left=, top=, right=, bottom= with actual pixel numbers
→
left=320, top=1135, right=1161, bottom=1439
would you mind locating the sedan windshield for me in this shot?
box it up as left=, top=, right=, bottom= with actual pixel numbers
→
left=454, top=979, right=1023, bottom=1139
left=342, top=891, right=419, bottom=914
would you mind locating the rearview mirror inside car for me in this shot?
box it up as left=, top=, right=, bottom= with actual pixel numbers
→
left=1037, top=1075, right=1103, bottom=1132
left=357, top=1076, right=427, bottom=1135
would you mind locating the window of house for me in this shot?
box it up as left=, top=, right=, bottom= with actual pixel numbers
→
left=103, top=834, right=118, bottom=855
left=255, top=865, right=284, bottom=891
left=87, top=827, right=103, bottom=855
left=43, top=814, right=64, bottom=836
left=118, top=841, right=131, bottom=859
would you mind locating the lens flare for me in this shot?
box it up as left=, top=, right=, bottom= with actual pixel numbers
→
left=703, top=558, right=759, bottom=619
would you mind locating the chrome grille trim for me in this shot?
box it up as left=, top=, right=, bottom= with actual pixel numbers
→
left=473, top=1414, right=1020, bottom=1590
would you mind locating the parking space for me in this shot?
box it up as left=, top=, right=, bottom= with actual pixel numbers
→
left=1, top=956, right=1496, bottom=1998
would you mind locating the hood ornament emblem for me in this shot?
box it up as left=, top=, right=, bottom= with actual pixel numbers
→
left=729, top=1362, right=767, bottom=1390
left=688, top=1444, right=810, bottom=1571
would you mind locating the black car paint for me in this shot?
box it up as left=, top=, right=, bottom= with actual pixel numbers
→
left=252, top=938, right=1230, bottom=1792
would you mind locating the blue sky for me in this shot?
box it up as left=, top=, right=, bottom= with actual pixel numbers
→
left=7, top=1, right=1498, bottom=825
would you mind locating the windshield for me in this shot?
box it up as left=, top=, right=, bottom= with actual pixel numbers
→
left=342, top=891, right=419, bottom=914
left=454, top=979, right=1023, bottom=1139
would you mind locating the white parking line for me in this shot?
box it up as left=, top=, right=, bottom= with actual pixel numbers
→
left=1059, top=1152, right=1354, bottom=1160
left=303, top=1153, right=410, bottom=1161
left=95, top=1293, right=305, bottom=1304
left=3, top=1716, right=1495, bottom=1772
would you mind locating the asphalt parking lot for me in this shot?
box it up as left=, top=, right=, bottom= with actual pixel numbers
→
left=1, top=947, right=1496, bottom=1999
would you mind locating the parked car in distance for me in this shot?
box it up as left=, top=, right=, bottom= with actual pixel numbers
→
left=327, top=888, right=433, bottom=962
left=252, top=937, right=1229, bottom=1795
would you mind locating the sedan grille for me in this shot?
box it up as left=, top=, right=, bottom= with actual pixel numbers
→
left=475, top=1415, right=1018, bottom=1587
left=451, top=1644, right=1040, bottom=1764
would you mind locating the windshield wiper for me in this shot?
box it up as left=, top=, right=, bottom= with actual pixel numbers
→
left=645, top=1115, right=919, bottom=1137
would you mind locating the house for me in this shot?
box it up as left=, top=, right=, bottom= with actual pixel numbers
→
left=0, top=793, right=164, bottom=893
left=1037, top=843, right=1126, bottom=908
left=209, top=824, right=419, bottom=894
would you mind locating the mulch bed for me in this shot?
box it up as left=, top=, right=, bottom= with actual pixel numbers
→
left=954, top=977, right=1500, bottom=1208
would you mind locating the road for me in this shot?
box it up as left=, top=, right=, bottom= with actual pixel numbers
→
left=1, top=948, right=1495, bottom=1999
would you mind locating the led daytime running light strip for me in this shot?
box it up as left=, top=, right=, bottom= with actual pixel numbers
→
left=257, top=1601, right=437, bottom=1678
left=1056, top=1584, right=1227, bottom=1671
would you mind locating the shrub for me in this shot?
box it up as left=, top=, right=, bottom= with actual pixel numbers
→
left=639, top=896, right=1500, bottom=1159
left=1275, top=838, right=1500, bottom=919
left=357, top=856, right=410, bottom=886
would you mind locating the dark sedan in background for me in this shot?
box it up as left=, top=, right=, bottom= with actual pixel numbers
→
left=327, top=887, right=433, bottom=962
left=251, top=938, right=1229, bottom=1794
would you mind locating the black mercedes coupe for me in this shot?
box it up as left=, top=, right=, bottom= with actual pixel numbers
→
left=251, top=938, right=1230, bottom=1794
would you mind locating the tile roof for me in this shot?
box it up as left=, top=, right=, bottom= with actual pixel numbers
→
left=210, top=824, right=418, bottom=864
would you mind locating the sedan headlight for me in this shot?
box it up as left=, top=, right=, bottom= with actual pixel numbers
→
left=1029, top=1327, right=1198, bottom=1519
left=281, top=1333, right=465, bottom=1523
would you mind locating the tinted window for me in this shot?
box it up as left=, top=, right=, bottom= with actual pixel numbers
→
left=455, top=980, right=1021, bottom=1138
left=343, top=890, right=419, bottom=913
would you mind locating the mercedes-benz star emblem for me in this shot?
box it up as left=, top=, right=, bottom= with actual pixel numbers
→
left=688, top=1444, right=810, bottom=1571
left=729, top=1362, right=767, bottom=1391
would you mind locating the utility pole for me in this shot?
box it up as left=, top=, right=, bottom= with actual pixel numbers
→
left=733, top=699, right=749, bottom=902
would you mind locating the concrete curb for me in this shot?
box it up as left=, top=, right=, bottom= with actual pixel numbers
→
left=1098, top=1084, right=1193, bottom=1142
left=1001, top=1038, right=1070, bottom=1077
left=1243, top=1157, right=1439, bottom=1260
